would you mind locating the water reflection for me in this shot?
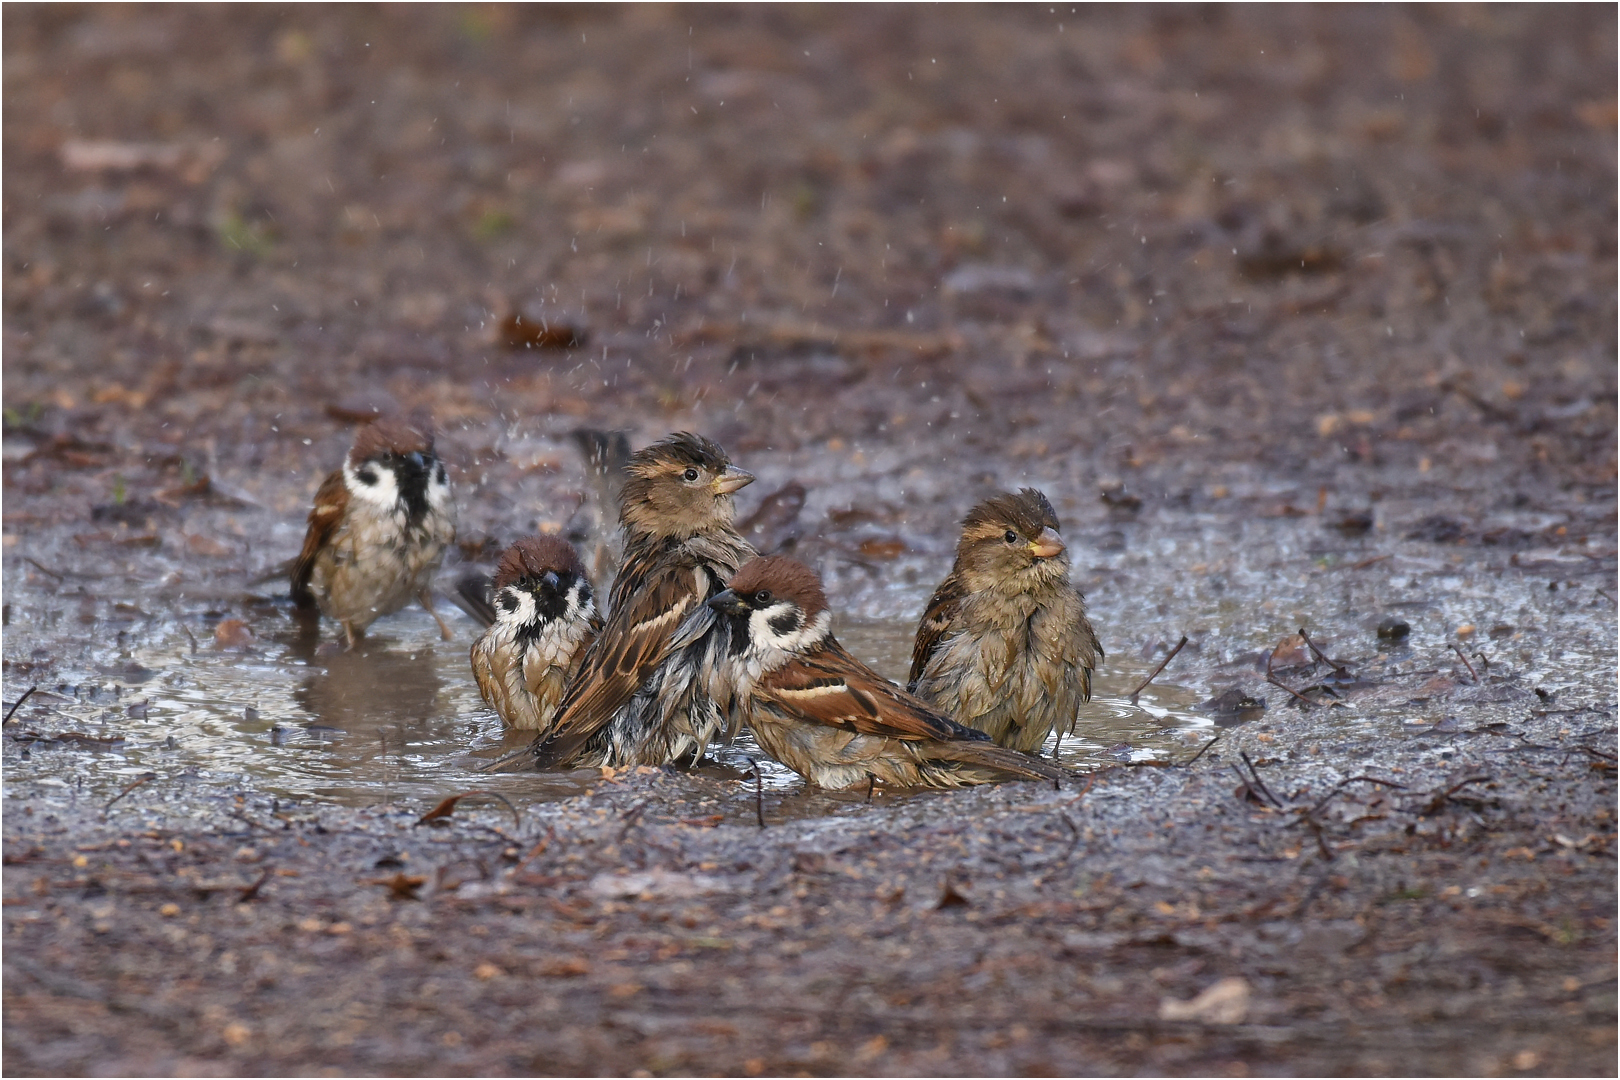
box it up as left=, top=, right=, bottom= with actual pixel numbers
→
left=3, top=608, right=1210, bottom=809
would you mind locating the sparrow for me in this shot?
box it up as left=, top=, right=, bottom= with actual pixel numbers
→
left=706, top=556, right=1072, bottom=790
left=908, top=488, right=1102, bottom=754
left=469, top=535, right=602, bottom=732
left=509, top=431, right=756, bottom=770
left=290, top=417, right=457, bottom=648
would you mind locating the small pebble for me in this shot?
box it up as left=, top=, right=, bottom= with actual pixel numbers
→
left=1376, top=617, right=1410, bottom=641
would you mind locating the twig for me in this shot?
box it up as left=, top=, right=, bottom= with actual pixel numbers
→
left=1306, top=775, right=1407, bottom=817
left=1129, top=635, right=1188, bottom=703
left=22, top=557, right=64, bottom=579
left=1415, top=775, right=1492, bottom=815
left=1182, top=728, right=1223, bottom=768
left=1449, top=643, right=1478, bottom=682
left=1595, top=588, right=1618, bottom=608
left=1239, top=752, right=1283, bottom=808
left=751, top=762, right=767, bottom=828
left=181, top=623, right=198, bottom=655
left=1267, top=675, right=1317, bottom=709
left=105, top=771, right=158, bottom=810
left=237, top=868, right=272, bottom=903
left=1297, top=628, right=1350, bottom=676
left=1347, top=554, right=1392, bottom=571
left=3, top=686, right=39, bottom=725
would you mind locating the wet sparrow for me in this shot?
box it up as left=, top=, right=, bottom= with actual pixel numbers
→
left=291, top=417, right=457, bottom=648
left=909, top=488, right=1101, bottom=754
left=470, top=535, right=602, bottom=732
left=518, top=432, right=756, bottom=770
left=707, top=556, right=1072, bottom=790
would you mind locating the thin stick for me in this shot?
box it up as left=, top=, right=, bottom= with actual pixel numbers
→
left=1449, top=643, right=1478, bottom=682
left=751, top=762, right=766, bottom=828
left=1297, top=628, right=1349, bottom=676
left=1239, top=752, right=1282, bottom=808
left=1347, top=553, right=1392, bottom=571
left=1129, top=635, right=1188, bottom=703
left=1182, top=728, right=1223, bottom=768
left=3, top=686, right=38, bottom=725
left=1267, top=675, right=1317, bottom=708
left=1306, top=775, right=1408, bottom=817
left=105, top=771, right=158, bottom=810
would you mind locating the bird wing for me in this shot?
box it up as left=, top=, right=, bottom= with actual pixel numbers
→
left=761, top=637, right=980, bottom=744
left=908, top=570, right=967, bottom=690
left=290, top=469, right=347, bottom=607
left=531, top=560, right=702, bottom=765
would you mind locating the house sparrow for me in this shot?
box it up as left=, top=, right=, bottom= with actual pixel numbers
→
left=515, top=431, right=756, bottom=770
left=290, top=417, right=457, bottom=648
left=469, top=535, right=602, bottom=732
left=707, top=556, right=1072, bottom=790
left=908, top=488, right=1102, bottom=754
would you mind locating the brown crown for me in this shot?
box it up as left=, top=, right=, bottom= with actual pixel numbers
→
left=727, top=555, right=828, bottom=617
left=493, top=535, right=586, bottom=592
left=348, top=417, right=435, bottom=466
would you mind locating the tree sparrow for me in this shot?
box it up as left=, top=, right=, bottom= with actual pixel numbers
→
left=469, top=535, right=602, bottom=732
left=520, top=431, right=757, bottom=769
left=908, top=488, right=1102, bottom=754
left=706, top=556, right=1072, bottom=790
left=290, top=417, right=457, bottom=648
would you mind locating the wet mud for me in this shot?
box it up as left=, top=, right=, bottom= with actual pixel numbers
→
left=3, top=5, right=1616, bottom=1076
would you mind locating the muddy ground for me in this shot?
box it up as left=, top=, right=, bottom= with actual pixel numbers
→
left=2, top=5, right=1616, bottom=1076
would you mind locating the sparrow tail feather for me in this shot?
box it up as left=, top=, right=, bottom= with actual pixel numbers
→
left=928, top=741, right=1077, bottom=784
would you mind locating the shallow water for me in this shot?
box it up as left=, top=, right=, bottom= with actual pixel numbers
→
left=2, top=603, right=1210, bottom=810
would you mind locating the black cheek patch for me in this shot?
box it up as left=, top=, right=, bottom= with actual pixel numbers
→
left=435, top=464, right=447, bottom=486
left=496, top=593, right=519, bottom=614
left=357, top=467, right=379, bottom=485
left=768, top=610, right=801, bottom=636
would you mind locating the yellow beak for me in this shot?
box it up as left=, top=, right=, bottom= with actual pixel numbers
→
left=1029, top=526, right=1066, bottom=560
left=712, top=466, right=755, bottom=495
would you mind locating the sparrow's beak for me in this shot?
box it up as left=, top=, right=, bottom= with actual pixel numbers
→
left=707, top=588, right=751, bottom=616
left=1029, top=526, right=1066, bottom=560
left=540, top=570, right=560, bottom=593
left=404, top=451, right=427, bottom=472
left=711, top=466, right=755, bottom=496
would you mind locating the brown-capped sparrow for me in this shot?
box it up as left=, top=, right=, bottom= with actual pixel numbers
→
left=706, top=556, right=1072, bottom=789
left=290, top=417, right=457, bottom=649
left=469, top=535, right=602, bottom=732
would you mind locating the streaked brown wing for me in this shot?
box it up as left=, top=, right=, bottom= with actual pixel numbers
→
left=907, top=569, right=967, bottom=690
left=763, top=637, right=971, bottom=744
left=290, top=470, right=347, bottom=607
left=534, top=559, right=700, bottom=765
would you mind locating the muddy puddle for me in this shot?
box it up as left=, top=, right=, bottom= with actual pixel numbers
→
left=1, top=603, right=1209, bottom=812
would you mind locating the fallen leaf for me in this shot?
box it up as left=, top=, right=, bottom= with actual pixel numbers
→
left=367, top=873, right=426, bottom=900
left=416, top=789, right=521, bottom=828
left=213, top=619, right=254, bottom=649
left=1159, top=976, right=1251, bottom=1024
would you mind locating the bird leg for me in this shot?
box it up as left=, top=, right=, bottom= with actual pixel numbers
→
left=418, top=590, right=453, bottom=641
left=341, top=621, right=359, bottom=652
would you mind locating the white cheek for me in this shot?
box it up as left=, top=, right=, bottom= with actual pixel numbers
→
left=496, top=587, right=537, bottom=628
left=426, top=465, right=453, bottom=513
left=750, top=605, right=830, bottom=656
left=344, top=460, right=400, bottom=511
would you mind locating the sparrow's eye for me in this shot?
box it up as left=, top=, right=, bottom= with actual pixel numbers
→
left=753, top=589, right=773, bottom=605
left=1004, top=530, right=1019, bottom=545
left=682, top=467, right=700, bottom=482
left=357, top=468, right=379, bottom=486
